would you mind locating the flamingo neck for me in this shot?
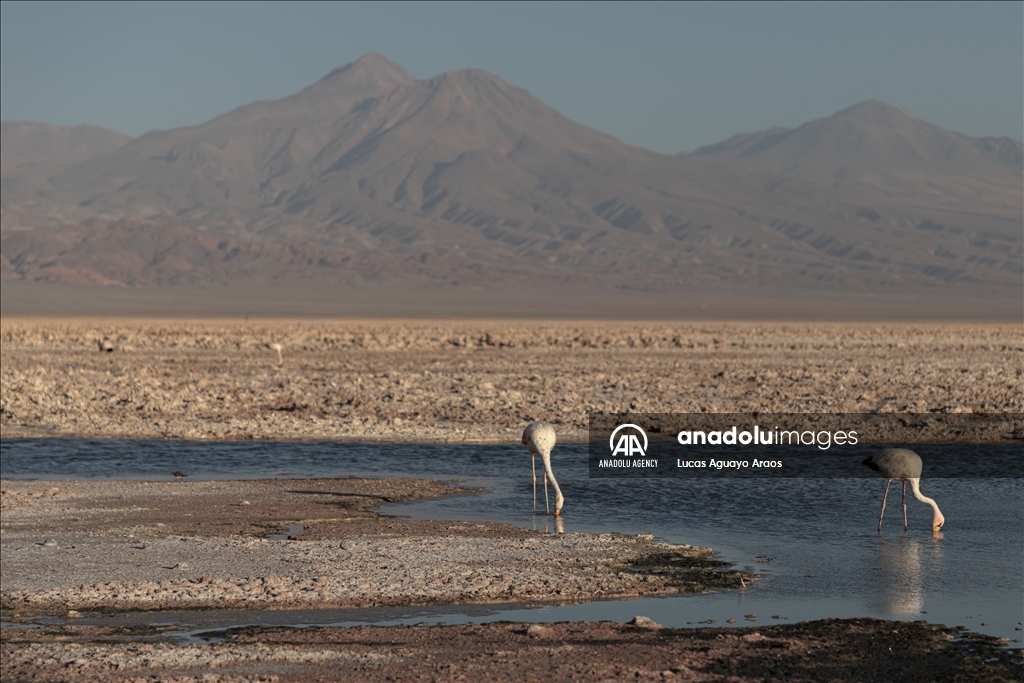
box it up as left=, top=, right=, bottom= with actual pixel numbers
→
left=909, top=477, right=943, bottom=521
left=908, top=478, right=932, bottom=504
left=540, top=451, right=564, bottom=512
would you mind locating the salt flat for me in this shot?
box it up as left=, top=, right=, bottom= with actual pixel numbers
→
left=2, top=319, right=1019, bottom=442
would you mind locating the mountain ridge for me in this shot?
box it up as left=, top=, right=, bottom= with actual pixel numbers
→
left=0, top=121, right=133, bottom=171
left=690, top=99, right=1022, bottom=207
left=1, top=56, right=1020, bottom=308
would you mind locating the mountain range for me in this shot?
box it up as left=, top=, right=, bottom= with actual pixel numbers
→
left=692, top=99, right=1021, bottom=212
left=1, top=121, right=132, bottom=171
left=1, top=54, right=1020, bottom=315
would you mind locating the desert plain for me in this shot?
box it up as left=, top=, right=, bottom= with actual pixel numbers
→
left=1, top=317, right=1022, bottom=682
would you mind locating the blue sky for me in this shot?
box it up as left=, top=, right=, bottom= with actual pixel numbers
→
left=1, top=1, right=1020, bottom=153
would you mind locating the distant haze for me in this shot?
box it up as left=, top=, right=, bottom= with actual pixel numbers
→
left=0, top=122, right=133, bottom=171
left=1, top=55, right=1020, bottom=318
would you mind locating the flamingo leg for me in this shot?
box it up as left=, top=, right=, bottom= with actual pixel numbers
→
left=901, top=480, right=908, bottom=531
left=532, top=454, right=537, bottom=513
left=544, top=471, right=550, bottom=515
left=878, top=480, right=892, bottom=531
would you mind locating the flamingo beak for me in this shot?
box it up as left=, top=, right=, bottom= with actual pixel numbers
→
left=553, top=510, right=560, bottom=517
left=932, top=525, right=941, bottom=533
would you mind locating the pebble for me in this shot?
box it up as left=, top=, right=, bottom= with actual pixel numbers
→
left=239, top=500, right=251, bottom=506
left=628, top=616, right=662, bottom=629
left=42, top=539, right=58, bottom=547
left=526, top=624, right=546, bottom=635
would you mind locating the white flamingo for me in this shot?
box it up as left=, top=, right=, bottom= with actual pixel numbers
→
left=862, top=448, right=944, bottom=532
left=522, top=422, right=564, bottom=516
left=266, top=342, right=283, bottom=364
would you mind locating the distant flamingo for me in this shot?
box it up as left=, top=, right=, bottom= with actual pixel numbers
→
left=266, top=342, right=283, bottom=364
left=862, top=448, right=944, bottom=532
left=522, top=422, right=564, bottom=516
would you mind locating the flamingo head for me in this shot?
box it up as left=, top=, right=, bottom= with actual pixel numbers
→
left=931, top=510, right=945, bottom=533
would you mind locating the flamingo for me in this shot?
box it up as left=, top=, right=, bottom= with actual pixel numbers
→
left=862, top=448, right=944, bottom=532
left=522, top=422, right=564, bottom=516
left=266, top=342, right=283, bottom=364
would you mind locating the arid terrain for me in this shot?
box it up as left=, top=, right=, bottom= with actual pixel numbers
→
left=2, top=619, right=1019, bottom=682
left=2, top=317, right=1022, bottom=681
left=2, top=319, right=1020, bottom=442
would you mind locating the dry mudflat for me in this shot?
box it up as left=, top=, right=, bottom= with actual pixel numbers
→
left=1, top=319, right=1021, bottom=441
left=2, top=318, right=1021, bottom=681
left=3, top=619, right=1019, bottom=683
left=1, top=478, right=743, bottom=614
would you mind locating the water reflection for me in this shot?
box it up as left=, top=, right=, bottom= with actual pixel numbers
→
left=871, top=534, right=944, bottom=617
left=531, top=515, right=564, bottom=534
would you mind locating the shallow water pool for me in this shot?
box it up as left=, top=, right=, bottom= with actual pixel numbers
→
left=1, top=438, right=1021, bottom=645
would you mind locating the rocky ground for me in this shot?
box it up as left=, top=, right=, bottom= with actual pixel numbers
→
left=1, top=479, right=743, bottom=615
left=2, top=618, right=1020, bottom=682
left=2, top=319, right=1021, bottom=441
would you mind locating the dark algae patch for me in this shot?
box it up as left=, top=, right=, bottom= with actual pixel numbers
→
left=627, top=548, right=760, bottom=592
left=686, top=618, right=1024, bottom=683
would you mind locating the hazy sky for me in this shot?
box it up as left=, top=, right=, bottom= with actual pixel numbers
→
left=1, top=2, right=1020, bottom=153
